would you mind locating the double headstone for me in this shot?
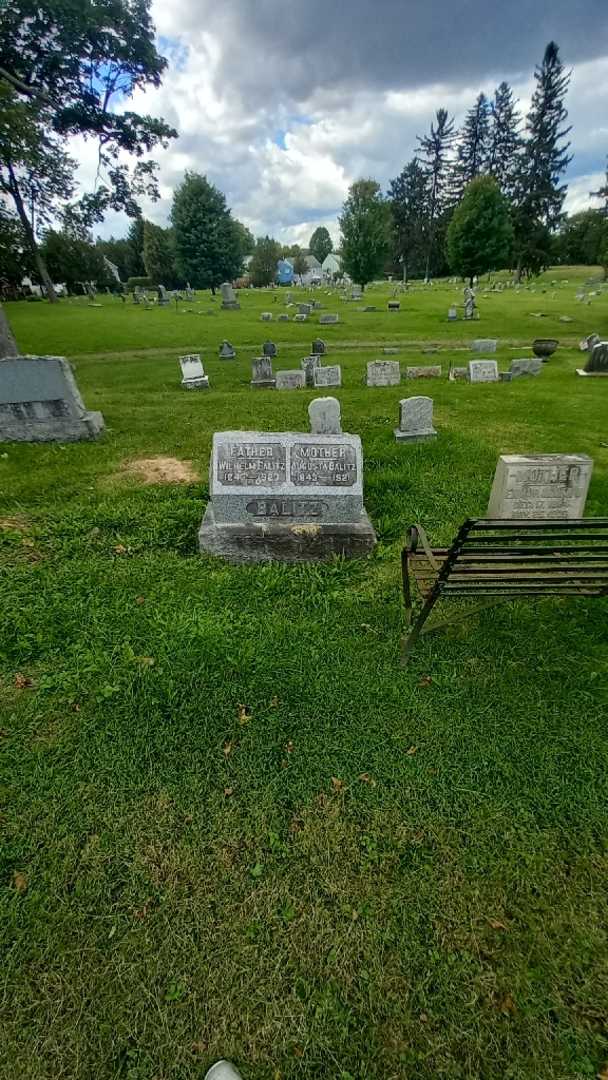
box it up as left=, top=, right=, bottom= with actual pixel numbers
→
left=313, top=365, right=341, bottom=388
left=366, top=360, right=400, bottom=386
left=180, top=354, right=209, bottom=390
left=219, top=340, right=236, bottom=359
left=469, top=360, right=499, bottom=383
left=0, top=356, right=105, bottom=442
left=394, top=396, right=437, bottom=443
left=221, top=282, right=240, bottom=310
left=251, top=357, right=276, bottom=389
left=199, top=425, right=376, bottom=562
left=487, top=454, right=593, bottom=519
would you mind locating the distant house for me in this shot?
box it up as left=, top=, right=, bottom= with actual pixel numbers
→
left=276, top=259, right=294, bottom=286
left=322, top=253, right=341, bottom=279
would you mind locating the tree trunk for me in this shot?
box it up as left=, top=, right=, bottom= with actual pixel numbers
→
left=7, top=162, right=58, bottom=303
left=402, top=260, right=408, bottom=284
left=514, top=254, right=523, bottom=284
left=0, top=304, right=18, bottom=357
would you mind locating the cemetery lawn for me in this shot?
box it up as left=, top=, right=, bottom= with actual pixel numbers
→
left=2, top=274, right=608, bottom=1080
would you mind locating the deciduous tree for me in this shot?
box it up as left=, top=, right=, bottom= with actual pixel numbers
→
left=249, top=235, right=282, bottom=287
left=447, top=176, right=513, bottom=283
left=339, top=179, right=390, bottom=289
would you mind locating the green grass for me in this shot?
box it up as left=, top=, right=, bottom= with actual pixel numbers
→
left=1, top=274, right=608, bottom=1080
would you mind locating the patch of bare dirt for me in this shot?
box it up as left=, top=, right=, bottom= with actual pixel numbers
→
left=0, top=515, right=29, bottom=531
left=115, top=456, right=200, bottom=485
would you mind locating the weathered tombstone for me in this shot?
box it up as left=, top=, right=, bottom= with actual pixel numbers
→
left=579, top=333, right=600, bottom=353
left=198, top=430, right=376, bottom=562
left=510, top=358, right=543, bottom=378
left=262, top=340, right=277, bottom=358
left=448, top=306, right=458, bottom=321
left=463, top=286, right=477, bottom=320
left=221, top=282, right=240, bottom=310
left=468, top=359, right=499, bottom=383
left=487, top=454, right=593, bottom=519
left=308, top=396, right=341, bottom=434
left=449, top=366, right=469, bottom=382
left=578, top=340, right=608, bottom=376
left=301, top=355, right=321, bottom=387
left=298, top=303, right=313, bottom=316
left=405, top=365, right=442, bottom=379
left=276, top=370, right=305, bottom=390
left=319, top=313, right=339, bottom=324
left=351, top=285, right=362, bottom=300
left=471, top=339, right=497, bottom=353
left=180, top=354, right=209, bottom=390
left=157, top=284, right=170, bottom=306
left=219, top=340, right=236, bottom=359
left=311, top=338, right=326, bottom=355
left=313, top=365, right=342, bottom=388
left=387, top=301, right=400, bottom=312
left=0, top=356, right=105, bottom=441
left=278, top=313, right=290, bottom=322
left=394, top=396, right=437, bottom=443
left=366, top=360, right=400, bottom=386
left=383, top=347, right=399, bottom=355
left=260, top=312, right=273, bottom=322
left=251, top=357, right=276, bottom=389
left=293, top=313, right=308, bottom=322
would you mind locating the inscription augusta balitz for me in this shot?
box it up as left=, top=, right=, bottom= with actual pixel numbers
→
left=291, top=443, right=357, bottom=486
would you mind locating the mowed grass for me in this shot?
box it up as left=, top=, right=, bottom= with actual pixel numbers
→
left=1, top=274, right=608, bottom=1080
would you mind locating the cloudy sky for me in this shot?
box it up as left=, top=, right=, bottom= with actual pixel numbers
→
left=79, top=0, right=608, bottom=245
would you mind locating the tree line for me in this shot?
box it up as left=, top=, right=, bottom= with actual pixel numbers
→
left=340, top=42, right=608, bottom=287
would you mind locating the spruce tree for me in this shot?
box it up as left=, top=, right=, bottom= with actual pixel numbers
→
left=388, top=158, right=428, bottom=281
left=452, top=94, right=490, bottom=201
left=487, top=82, right=522, bottom=199
left=416, top=108, right=456, bottom=279
left=513, top=42, right=572, bottom=277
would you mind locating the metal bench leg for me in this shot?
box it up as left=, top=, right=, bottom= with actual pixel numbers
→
left=401, top=547, right=412, bottom=627
left=400, top=593, right=438, bottom=667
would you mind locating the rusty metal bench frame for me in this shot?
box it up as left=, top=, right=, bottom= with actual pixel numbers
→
left=401, top=518, right=608, bottom=664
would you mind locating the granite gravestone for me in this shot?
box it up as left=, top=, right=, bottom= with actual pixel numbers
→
left=351, top=285, right=362, bottom=300
left=394, top=396, right=437, bottom=443
left=510, top=358, right=542, bottom=378
left=311, top=338, right=326, bottom=355
left=199, top=430, right=376, bottom=562
left=406, top=365, right=442, bottom=379
left=301, top=355, right=321, bottom=387
left=0, top=356, right=105, bottom=442
left=220, top=282, right=240, bottom=310
left=276, top=370, right=305, bottom=390
left=472, top=339, right=498, bottom=353
left=313, top=365, right=342, bottom=388
left=251, top=357, right=276, bottom=389
left=308, top=396, right=341, bottom=434
left=278, top=314, right=290, bottom=322
left=366, top=360, right=400, bottom=386
left=449, top=366, right=469, bottom=381
left=180, top=354, right=209, bottom=390
left=219, top=340, right=236, bottom=359
left=262, top=340, right=277, bottom=357
left=298, top=303, right=313, bottom=316
left=469, top=360, right=499, bottom=383
left=319, top=313, right=339, bottom=324
left=260, top=312, right=273, bottom=322
left=387, top=301, right=400, bottom=312
left=578, top=341, right=608, bottom=376
left=448, top=306, right=458, bottom=321
left=487, top=454, right=593, bottom=519
left=294, top=313, right=308, bottom=322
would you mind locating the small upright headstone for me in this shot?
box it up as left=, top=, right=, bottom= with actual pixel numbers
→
left=221, top=282, right=240, bottom=310
left=487, top=454, right=593, bottom=519
left=294, top=313, right=308, bottom=322
left=313, top=365, right=342, bottom=388
left=449, top=366, right=469, bottom=382
left=308, top=396, right=341, bottom=434
left=319, top=313, right=339, bottom=325
left=251, top=357, right=276, bottom=389
left=0, top=356, right=105, bottom=442
left=510, top=358, right=542, bottom=378
left=469, top=360, right=499, bottom=383
left=276, top=370, right=305, bottom=390
left=578, top=340, right=608, bottom=376
left=579, top=333, right=600, bottom=354
left=406, top=365, right=442, bottom=380
left=301, top=355, right=321, bottom=387
left=298, top=303, right=313, bottom=316
left=219, top=340, right=236, bottom=359
left=471, top=339, right=497, bottom=353
left=394, top=396, right=437, bottom=443
left=366, top=360, right=400, bottom=386
left=448, top=306, right=458, bottom=321
left=260, top=312, right=273, bottom=322
left=180, top=354, right=209, bottom=390
left=262, top=340, right=277, bottom=358
left=311, top=338, right=326, bottom=355
left=351, top=285, right=362, bottom=300
left=278, top=313, right=289, bottom=322
left=387, top=301, right=400, bottom=312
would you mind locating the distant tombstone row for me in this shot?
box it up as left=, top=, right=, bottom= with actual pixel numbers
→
left=0, top=356, right=105, bottom=442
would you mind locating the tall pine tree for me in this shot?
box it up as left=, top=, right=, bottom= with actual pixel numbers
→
left=487, top=82, right=522, bottom=199
left=388, top=158, right=428, bottom=281
left=452, top=93, right=490, bottom=202
left=513, top=42, right=572, bottom=277
left=417, top=108, right=456, bottom=280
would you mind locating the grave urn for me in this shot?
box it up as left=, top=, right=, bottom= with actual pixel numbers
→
left=532, top=337, right=559, bottom=361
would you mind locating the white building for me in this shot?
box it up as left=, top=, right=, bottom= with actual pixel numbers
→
left=322, top=253, right=341, bottom=279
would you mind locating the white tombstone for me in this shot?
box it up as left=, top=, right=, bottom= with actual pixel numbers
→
left=487, top=454, right=593, bottom=519
left=366, top=360, right=401, bottom=387
left=468, top=360, right=499, bottom=383
left=394, top=397, right=437, bottom=443
left=471, top=339, right=498, bottom=353
left=276, top=370, right=305, bottom=390
left=313, top=365, right=342, bottom=388
left=179, top=354, right=209, bottom=390
left=308, top=396, right=342, bottom=434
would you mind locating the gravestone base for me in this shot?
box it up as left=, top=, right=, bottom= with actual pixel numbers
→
left=251, top=378, right=276, bottom=390
left=199, top=503, right=376, bottom=563
left=576, top=368, right=608, bottom=377
left=182, top=376, right=209, bottom=390
left=393, top=427, right=437, bottom=443
left=221, top=301, right=240, bottom=310
left=0, top=407, right=104, bottom=443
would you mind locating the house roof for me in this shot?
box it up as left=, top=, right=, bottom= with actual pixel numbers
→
left=304, top=254, right=322, bottom=269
